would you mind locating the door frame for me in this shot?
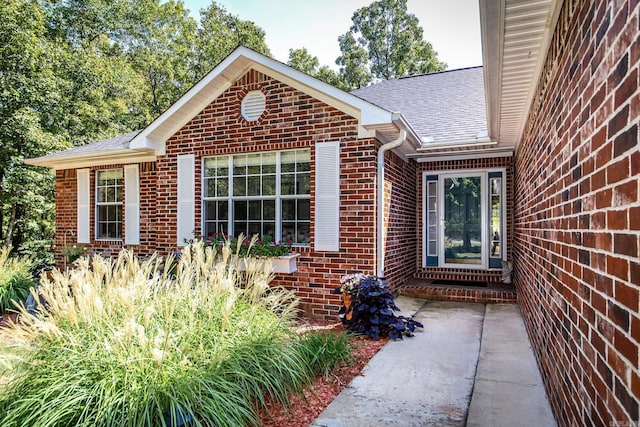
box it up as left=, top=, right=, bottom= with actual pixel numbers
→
left=421, top=168, right=507, bottom=270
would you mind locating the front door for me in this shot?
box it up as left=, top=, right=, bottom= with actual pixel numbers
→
left=440, top=174, right=485, bottom=267
left=424, top=169, right=505, bottom=270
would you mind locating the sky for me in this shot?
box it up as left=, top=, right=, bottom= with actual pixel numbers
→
left=180, top=0, right=483, bottom=71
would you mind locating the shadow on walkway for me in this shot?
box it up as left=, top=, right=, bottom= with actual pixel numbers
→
left=311, top=299, right=556, bottom=427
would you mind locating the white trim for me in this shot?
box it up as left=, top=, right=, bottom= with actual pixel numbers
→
left=95, top=168, right=124, bottom=241
left=124, top=165, right=140, bottom=245
left=24, top=150, right=156, bottom=170
left=177, top=154, right=195, bottom=247
left=76, top=169, right=90, bottom=244
left=415, top=149, right=514, bottom=163
left=200, top=149, right=311, bottom=245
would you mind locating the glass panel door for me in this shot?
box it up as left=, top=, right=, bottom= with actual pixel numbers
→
left=441, top=175, right=484, bottom=266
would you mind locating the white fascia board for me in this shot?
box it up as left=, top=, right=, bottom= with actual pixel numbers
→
left=24, top=149, right=156, bottom=170
left=129, top=49, right=252, bottom=152
left=479, top=0, right=504, bottom=142
left=414, top=147, right=515, bottom=162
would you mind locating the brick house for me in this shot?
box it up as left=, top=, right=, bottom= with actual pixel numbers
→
left=26, top=0, right=639, bottom=423
left=28, top=46, right=509, bottom=316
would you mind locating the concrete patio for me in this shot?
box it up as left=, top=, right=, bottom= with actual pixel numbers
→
left=311, top=298, right=556, bottom=427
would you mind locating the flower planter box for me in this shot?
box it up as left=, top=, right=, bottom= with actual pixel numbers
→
left=238, top=253, right=300, bottom=274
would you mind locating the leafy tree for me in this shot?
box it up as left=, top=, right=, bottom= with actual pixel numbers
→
left=125, top=0, right=199, bottom=116
left=337, top=0, right=446, bottom=89
left=194, top=2, right=271, bottom=79
left=288, top=47, right=320, bottom=75
left=336, top=33, right=371, bottom=90
left=287, top=48, right=344, bottom=89
left=0, top=0, right=65, bottom=257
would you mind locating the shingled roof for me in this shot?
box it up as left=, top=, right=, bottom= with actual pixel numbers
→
left=26, top=55, right=490, bottom=169
left=36, top=130, right=142, bottom=160
left=352, top=66, right=487, bottom=143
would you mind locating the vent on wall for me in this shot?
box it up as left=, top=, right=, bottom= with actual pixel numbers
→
left=241, top=90, right=266, bottom=121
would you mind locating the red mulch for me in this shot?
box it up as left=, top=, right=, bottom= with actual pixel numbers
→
left=0, top=314, right=388, bottom=427
left=259, top=320, right=389, bottom=427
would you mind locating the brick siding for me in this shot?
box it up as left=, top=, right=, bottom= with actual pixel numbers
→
left=381, top=149, right=418, bottom=289
left=514, top=0, right=640, bottom=424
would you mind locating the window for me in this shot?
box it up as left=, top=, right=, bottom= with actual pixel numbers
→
left=96, top=169, right=123, bottom=239
left=203, top=149, right=311, bottom=245
left=424, top=169, right=505, bottom=269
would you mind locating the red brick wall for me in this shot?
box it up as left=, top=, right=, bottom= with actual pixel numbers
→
left=54, top=163, right=157, bottom=265
left=415, top=156, right=514, bottom=283
left=153, top=69, right=379, bottom=318
left=514, top=0, right=639, bottom=424
left=382, top=149, right=418, bottom=289
left=54, top=169, right=77, bottom=266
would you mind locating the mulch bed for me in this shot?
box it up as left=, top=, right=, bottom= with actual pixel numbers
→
left=259, top=320, right=389, bottom=427
left=0, top=313, right=388, bottom=427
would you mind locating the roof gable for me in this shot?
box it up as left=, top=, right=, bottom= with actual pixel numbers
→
left=130, top=46, right=405, bottom=155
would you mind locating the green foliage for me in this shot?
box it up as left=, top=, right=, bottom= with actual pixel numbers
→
left=287, top=48, right=345, bottom=89
left=194, top=2, right=271, bottom=79
left=298, top=330, right=352, bottom=377
left=337, top=0, right=447, bottom=89
left=0, top=247, right=35, bottom=313
left=0, top=242, right=345, bottom=426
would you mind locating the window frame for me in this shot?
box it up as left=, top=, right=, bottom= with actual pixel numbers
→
left=95, top=168, right=124, bottom=241
left=422, top=168, right=506, bottom=270
left=201, top=149, right=311, bottom=246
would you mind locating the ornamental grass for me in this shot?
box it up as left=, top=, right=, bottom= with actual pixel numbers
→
left=0, top=239, right=336, bottom=427
left=0, top=247, right=35, bottom=313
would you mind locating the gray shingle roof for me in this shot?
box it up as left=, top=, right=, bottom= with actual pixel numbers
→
left=36, top=130, right=141, bottom=160
left=352, top=66, right=486, bottom=143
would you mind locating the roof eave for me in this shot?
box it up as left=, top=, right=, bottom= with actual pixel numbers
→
left=25, top=149, right=157, bottom=170
left=480, top=0, right=563, bottom=149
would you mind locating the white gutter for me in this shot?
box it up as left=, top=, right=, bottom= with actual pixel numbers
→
left=376, top=129, right=407, bottom=278
left=416, top=137, right=494, bottom=151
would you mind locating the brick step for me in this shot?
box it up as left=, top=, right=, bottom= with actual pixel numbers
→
left=398, top=279, right=517, bottom=304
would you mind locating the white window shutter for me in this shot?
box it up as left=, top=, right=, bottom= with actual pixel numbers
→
left=314, top=141, right=340, bottom=251
left=76, top=168, right=90, bottom=243
left=176, top=154, right=195, bottom=247
left=124, top=165, right=140, bottom=245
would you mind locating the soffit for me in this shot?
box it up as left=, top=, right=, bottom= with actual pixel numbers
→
left=481, top=0, right=563, bottom=148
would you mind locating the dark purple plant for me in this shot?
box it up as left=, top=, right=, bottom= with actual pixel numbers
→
left=332, top=276, right=423, bottom=340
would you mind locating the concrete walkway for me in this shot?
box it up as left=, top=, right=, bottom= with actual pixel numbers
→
left=311, top=299, right=556, bottom=427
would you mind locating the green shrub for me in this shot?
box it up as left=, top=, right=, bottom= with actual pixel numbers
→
left=0, top=247, right=35, bottom=313
left=298, top=330, right=352, bottom=377
left=0, top=241, right=325, bottom=427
